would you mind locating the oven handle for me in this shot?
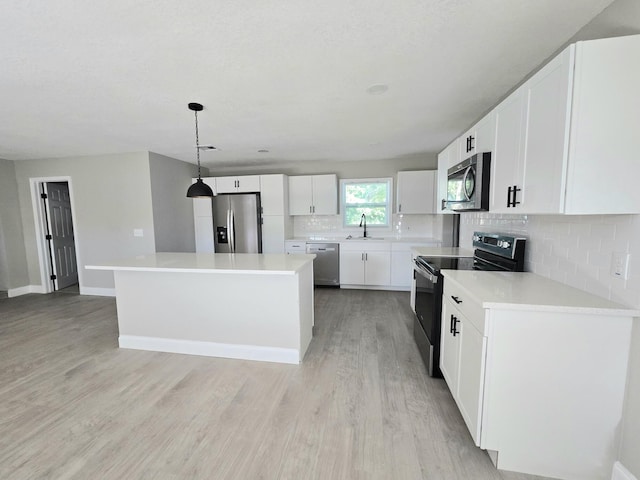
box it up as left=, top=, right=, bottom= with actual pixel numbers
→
left=413, top=261, right=438, bottom=284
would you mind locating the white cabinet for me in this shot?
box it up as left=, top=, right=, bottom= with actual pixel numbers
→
left=390, top=242, right=439, bottom=289
left=440, top=281, right=486, bottom=445
left=440, top=272, right=635, bottom=479
left=192, top=178, right=216, bottom=253
left=396, top=170, right=436, bottom=214
left=215, top=175, right=260, bottom=193
left=436, top=139, right=459, bottom=214
left=339, top=242, right=391, bottom=286
left=457, top=111, right=496, bottom=163
left=490, top=35, right=640, bottom=214
left=284, top=240, right=306, bottom=254
left=288, top=174, right=338, bottom=216
left=260, top=174, right=291, bottom=253
left=489, top=85, right=528, bottom=213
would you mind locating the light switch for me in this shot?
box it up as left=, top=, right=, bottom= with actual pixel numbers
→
left=133, top=229, right=144, bottom=237
left=611, top=252, right=630, bottom=280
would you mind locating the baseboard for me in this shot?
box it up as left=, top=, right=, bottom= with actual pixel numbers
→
left=118, top=335, right=301, bottom=364
left=613, top=462, right=638, bottom=480
left=8, top=285, right=46, bottom=297
left=340, top=284, right=410, bottom=291
left=80, top=286, right=115, bottom=297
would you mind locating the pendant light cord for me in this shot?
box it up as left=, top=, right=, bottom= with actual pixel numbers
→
left=194, top=109, right=201, bottom=179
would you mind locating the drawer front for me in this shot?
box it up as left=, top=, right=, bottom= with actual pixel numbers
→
left=443, top=279, right=485, bottom=335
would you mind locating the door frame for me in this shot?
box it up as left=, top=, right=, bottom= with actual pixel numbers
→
left=29, top=176, right=82, bottom=293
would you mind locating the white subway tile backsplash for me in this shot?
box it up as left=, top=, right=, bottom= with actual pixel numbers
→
left=293, top=213, right=436, bottom=239
left=460, top=213, right=640, bottom=309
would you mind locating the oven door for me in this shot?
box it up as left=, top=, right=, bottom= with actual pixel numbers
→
left=413, top=262, right=443, bottom=377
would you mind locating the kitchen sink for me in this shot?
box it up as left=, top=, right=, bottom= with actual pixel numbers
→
left=345, top=236, right=385, bottom=240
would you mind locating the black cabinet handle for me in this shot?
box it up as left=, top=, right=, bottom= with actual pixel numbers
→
left=451, top=296, right=462, bottom=304
left=450, top=314, right=455, bottom=333
left=469, top=135, right=475, bottom=151
left=452, top=316, right=459, bottom=336
left=441, top=198, right=447, bottom=211
left=507, top=185, right=521, bottom=208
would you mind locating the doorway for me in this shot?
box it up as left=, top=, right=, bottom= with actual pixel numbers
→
left=30, top=177, right=81, bottom=293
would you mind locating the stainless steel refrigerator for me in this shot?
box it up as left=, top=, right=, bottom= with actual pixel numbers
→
left=212, top=193, right=262, bottom=253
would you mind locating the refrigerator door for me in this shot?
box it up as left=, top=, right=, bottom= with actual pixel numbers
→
left=229, top=194, right=262, bottom=253
left=212, top=195, right=232, bottom=253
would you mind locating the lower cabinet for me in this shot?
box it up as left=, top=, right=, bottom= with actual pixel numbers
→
left=440, top=284, right=486, bottom=445
left=339, top=242, right=391, bottom=286
left=440, top=273, right=634, bottom=480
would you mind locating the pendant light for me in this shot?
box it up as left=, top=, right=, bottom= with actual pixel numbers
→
left=186, top=102, right=215, bottom=198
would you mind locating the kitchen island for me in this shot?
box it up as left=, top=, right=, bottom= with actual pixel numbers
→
left=86, top=253, right=315, bottom=364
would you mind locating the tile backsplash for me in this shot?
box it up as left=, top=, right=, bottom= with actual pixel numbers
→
left=293, top=214, right=436, bottom=239
left=460, top=213, right=640, bottom=309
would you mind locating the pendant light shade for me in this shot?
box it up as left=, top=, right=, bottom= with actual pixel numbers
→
left=186, top=102, right=215, bottom=198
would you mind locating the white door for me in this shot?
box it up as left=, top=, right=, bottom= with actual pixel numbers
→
left=339, top=250, right=365, bottom=284
left=311, top=175, right=338, bottom=215
left=46, top=182, right=78, bottom=290
left=288, top=176, right=313, bottom=215
left=364, top=251, right=391, bottom=286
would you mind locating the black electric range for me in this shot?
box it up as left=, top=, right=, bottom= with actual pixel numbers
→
left=413, top=232, right=526, bottom=377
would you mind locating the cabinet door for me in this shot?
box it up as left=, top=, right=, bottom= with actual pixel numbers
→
left=194, top=216, right=214, bottom=253
left=260, top=174, right=286, bottom=215
left=340, top=250, right=365, bottom=284
left=440, top=299, right=460, bottom=392
left=311, top=174, right=338, bottom=214
left=237, top=175, right=260, bottom=193
left=261, top=215, right=285, bottom=253
left=457, top=319, right=487, bottom=446
left=215, top=176, right=238, bottom=193
left=288, top=176, right=313, bottom=215
left=397, top=171, right=436, bottom=214
left=475, top=111, right=496, bottom=155
left=390, top=251, right=412, bottom=288
left=521, top=46, right=572, bottom=214
left=364, top=251, right=391, bottom=286
left=490, top=87, right=528, bottom=213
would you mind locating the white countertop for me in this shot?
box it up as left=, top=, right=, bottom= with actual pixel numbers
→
left=86, top=253, right=316, bottom=275
left=442, top=270, right=639, bottom=316
left=411, top=246, right=474, bottom=257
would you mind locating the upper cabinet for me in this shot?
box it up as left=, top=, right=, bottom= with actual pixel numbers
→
left=215, top=175, right=260, bottom=194
left=259, top=174, right=288, bottom=216
left=457, top=111, right=496, bottom=164
left=437, top=139, right=460, bottom=214
left=396, top=170, right=436, bottom=214
left=288, top=174, right=338, bottom=215
left=490, top=35, right=640, bottom=214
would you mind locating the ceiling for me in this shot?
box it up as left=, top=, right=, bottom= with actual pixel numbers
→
left=0, top=0, right=616, bottom=169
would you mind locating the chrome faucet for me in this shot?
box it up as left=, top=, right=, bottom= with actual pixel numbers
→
left=359, top=213, right=367, bottom=238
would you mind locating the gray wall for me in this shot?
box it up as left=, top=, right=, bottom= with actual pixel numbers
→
left=0, top=158, right=29, bottom=290
left=13, top=152, right=156, bottom=291
left=148, top=152, right=199, bottom=253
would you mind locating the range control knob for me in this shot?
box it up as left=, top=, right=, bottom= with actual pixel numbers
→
left=501, top=241, right=511, bottom=248
left=473, top=235, right=481, bottom=242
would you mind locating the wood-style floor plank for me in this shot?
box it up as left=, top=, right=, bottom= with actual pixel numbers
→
left=0, top=289, right=551, bottom=480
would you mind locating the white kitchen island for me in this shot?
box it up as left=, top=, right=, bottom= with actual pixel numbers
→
left=86, top=253, right=315, bottom=364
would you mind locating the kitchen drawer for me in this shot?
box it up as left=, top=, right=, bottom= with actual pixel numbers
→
left=443, top=279, right=485, bottom=335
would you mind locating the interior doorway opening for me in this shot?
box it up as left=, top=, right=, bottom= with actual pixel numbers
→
left=30, top=177, right=81, bottom=294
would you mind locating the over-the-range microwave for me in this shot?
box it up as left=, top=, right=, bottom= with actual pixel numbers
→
left=446, top=152, right=491, bottom=211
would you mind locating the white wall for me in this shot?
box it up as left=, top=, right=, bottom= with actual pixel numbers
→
left=0, top=158, right=29, bottom=290
left=148, top=152, right=199, bottom=252
left=13, top=152, right=156, bottom=291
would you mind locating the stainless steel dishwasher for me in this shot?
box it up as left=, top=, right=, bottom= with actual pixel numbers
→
left=305, top=242, right=340, bottom=286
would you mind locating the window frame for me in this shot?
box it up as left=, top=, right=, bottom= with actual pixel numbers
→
left=340, top=177, right=393, bottom=231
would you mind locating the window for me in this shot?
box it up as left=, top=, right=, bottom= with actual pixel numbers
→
left=341, top=178, right=392, bottom=228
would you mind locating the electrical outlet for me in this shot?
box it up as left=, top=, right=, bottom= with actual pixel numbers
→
left=611, top=252, right=630, bottom=280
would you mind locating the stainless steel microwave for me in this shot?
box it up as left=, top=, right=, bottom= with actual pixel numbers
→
left=446, top=152, right=491, bottom=211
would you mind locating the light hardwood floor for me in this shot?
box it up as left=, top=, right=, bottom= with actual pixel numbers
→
left=0, top=289, right=551, bottom=480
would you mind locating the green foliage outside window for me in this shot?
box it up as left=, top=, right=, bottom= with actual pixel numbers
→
left=343, top=181, right=390, bottom=226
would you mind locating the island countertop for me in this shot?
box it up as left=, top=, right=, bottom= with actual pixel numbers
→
left=86, top=252, right=316, bottom=275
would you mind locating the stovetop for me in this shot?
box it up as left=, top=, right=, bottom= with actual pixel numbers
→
left=415, top=255, right=475, bottom=274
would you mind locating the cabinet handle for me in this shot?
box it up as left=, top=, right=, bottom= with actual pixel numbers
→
left=309, top=205, right=312, bottom=214
left=313, top=205, right=315, bottom=213
left=450, top=314, right=455, bottom=333
left=361, top=253, right=364, bottom=261
left=399, top=204, right=402, bottom=213
left=365, top=253, right=368, bottom=261
left=441, top=198, right=447, bottom=211
left=469, top=135, right=475, bottom=151
left=507, top=185, right=522, bottom=208
left=452, top=317, right=459, bottom=336
left=451, top=295, right=462, bottom=304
